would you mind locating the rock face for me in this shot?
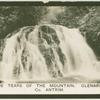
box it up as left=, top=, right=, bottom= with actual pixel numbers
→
left=0, top=39, right=5, bottom=61
left=0, top=24, right=100, bottom=81
left=38, top=25, right=66, bottom=78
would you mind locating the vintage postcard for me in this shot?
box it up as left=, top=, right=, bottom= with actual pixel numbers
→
left=0, top=0, right=99, bottom=98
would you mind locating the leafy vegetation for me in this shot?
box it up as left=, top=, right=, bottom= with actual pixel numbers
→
left=0, top=6, right=100, bottom=58
left=56, top=6, right=100, bottom=58
left=0, top=6, right=46, bottom=38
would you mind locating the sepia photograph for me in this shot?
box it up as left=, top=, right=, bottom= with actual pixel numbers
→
left=0, top=3, right=100, bottom=82
left=0, top=1, right=100, bottom=97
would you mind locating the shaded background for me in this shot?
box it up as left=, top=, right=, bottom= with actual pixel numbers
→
left=0, top=6, right=100, bottom=59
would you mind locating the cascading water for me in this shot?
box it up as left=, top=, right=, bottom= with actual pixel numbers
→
left=0, top=24, right=100, bottom=82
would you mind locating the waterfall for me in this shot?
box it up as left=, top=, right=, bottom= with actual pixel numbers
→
left=0, top=24, right=100, bottom=82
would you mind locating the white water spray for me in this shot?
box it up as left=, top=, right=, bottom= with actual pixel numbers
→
left=0, top=24, right=100, bottom=82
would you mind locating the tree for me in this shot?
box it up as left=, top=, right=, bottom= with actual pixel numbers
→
left=0, top=6, right=46, bottom=39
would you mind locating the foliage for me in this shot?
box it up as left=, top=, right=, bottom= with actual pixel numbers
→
left=0, top=6, right=46, bottom=38
left=56, top=6, right=100, bottom=58
left=0, top=6, right=100, bottom=58
left=78, top=7, right=100, bottom=57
